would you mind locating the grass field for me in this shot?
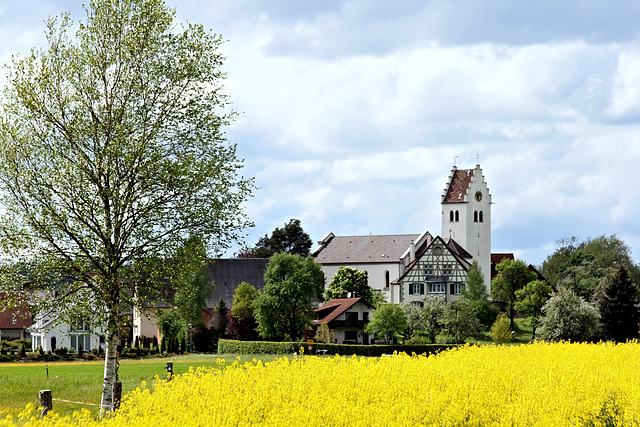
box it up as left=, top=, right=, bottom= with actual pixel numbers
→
left=0, top=354, right=285, bottom=418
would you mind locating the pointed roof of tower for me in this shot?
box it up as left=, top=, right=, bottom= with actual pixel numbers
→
left=442, top=167, right=475, bottom=203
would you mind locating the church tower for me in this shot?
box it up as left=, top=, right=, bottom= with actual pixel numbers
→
left=441, top=164, right=492, bottom=290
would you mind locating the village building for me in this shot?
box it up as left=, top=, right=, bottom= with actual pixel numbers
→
left=314, top=297, right=373, bottom=344
left=132, top=258, right=269, bottom=341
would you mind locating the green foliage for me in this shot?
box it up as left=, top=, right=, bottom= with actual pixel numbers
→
left=0, top=0, right=254, bottom=411
left=254, top=253, right=325, bottom=340
left=514, top=279, right=553, bottom=339
left=441, top=299, right=481, bottom=344
left=314, top=323, right=334, bottom=344
left=217, top=339, right=457, bottom=357
left=402, top=298, right=445, bottom=344
left=231, top=282, right=259, bottom=322
left=217, top=339, right=304, bottom=355
left=541, top=235, right=640, bottom=290
left=365, top=303, right=407, bottom=344
left=538, top=288, right=601, bottom=342
left=253, top=219, right=312, bottom=258
left=491, top=259, right=537, bottom=329
left=156, top=309, right=187, bottom=343
left=490, top=313, right=513, bottom=344
left=325, top=266, right=378, bottom=306
left=599, top=264, right=640, bottom=342
left=462, top=261, right=499, bottom=330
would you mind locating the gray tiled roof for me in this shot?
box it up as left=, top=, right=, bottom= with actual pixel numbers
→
left=314, top=234, right=421, bottom=264
left=205, top=258, right=269, bottom=309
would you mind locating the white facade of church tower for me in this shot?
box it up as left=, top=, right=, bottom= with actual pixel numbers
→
left=441, top=164, right=492, bottom=290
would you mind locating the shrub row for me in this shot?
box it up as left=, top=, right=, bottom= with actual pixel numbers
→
left=218, top=340, right=303, bottom=355
left=217, top=339, right=458, bottom=356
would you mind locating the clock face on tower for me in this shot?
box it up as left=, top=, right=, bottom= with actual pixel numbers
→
left=475, top=191, right=483, bottom=202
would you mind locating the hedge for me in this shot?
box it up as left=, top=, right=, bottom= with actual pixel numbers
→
left=217, top=339, right=458, bottom=357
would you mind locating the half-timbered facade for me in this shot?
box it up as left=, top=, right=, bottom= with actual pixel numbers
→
left=396, top=236, right=472, bottom=305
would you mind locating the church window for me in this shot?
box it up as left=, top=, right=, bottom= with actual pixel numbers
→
left=455, top=210, right=459, bottom=222
left=479, top=211, right=484, bottom=222
left=474, top=211, right=478, bottom=222
left=449, top=211, right=454, bottom=222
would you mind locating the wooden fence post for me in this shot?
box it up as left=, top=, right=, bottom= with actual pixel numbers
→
left=39, top=389, right=52, bottom=418
left=113, top=382, right=122, bottom=410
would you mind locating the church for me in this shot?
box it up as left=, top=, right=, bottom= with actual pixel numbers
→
left=312, top=164, right=511, bottom=306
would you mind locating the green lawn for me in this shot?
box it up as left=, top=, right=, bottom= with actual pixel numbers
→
left=0, top=354, right=285, bottom=418
left=466, top=317, right=534, bottom=345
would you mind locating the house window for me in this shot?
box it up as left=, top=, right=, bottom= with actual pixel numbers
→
left=424, top=265, right=434, bottom=276
left=452, top=283, right=464, bottom=295
left=362, top=312, right=369, bottom=322
left=71, top=334, right=91, bottom=351
left=408, top=283, right=424, bottom=295
left=344, top=330, right=358, bottom=343
left=443, top=265, right=453, bottom=276
left=384, top=271, right=390, bottom=289
left=345, top=312, right=358, bottom=322
left=428, top=283, right=445, bottom=294
left=411, top=301, right=424, bottom=307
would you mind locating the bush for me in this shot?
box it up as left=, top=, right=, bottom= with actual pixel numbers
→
left=490, top=313, right=513, bottom=344
left=217, top=339, right=457, bottom=357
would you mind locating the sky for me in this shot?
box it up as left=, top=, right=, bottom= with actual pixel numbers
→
left=2, top=1, right=640, bottom=267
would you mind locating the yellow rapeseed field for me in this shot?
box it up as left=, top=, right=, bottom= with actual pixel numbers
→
left=3, top=342, right=640, bottom=426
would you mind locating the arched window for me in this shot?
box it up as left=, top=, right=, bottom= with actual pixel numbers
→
left=449, top=211, right=454, bottom=222
left=455, top=210, right=459, bottom=222
left=474, top=211, right=478, bottom=222
left=479, top=211, right=484, bottom=222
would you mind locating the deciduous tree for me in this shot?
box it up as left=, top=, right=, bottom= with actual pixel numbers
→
left=253, top=219, right=312, bottom=258
left=491, top=259, right=536, bottom=329
left=364, top=303, right=407, bottom=344
left=325, top=266, right=380, bottom=306
left=537, top=288, right=600, bottom=342
left=0, top=0, right=252, bottom=411
left=254, top=253, right=324, bottom=340
left=514, top=279, right=553, bottom=340
left=461, top=261, right=498, bottom=330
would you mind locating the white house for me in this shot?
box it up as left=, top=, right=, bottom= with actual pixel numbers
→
left=314, top=164, right=505, bottom=304
left=30, top=315, right=104, bottom=353
left=314, top=298, right=373, bottom=344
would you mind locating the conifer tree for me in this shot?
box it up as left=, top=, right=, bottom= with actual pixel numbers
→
left=600, top=264, right=640, bottom=342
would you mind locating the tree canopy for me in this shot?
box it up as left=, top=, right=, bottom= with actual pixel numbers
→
left=0, top=0, right=253, bottom=411
left=325, top=266, right=380, bottom=306
left=599, top=264, right=639, bottom=342
left=537, top=287, right=600, bottom=342
left=252, top=219, right=312, bottom=258
left=253, top=253, right=324, bottom=340
left=364, top=303, right=407, bottom=344
left=541, top=235, right=640, bottom=287
left=491, top=259, right=537, bottom=329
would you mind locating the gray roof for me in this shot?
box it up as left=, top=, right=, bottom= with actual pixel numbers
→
left=314, top=234, right=421, bottom=264
left=205, top=258, right=269, bottom=308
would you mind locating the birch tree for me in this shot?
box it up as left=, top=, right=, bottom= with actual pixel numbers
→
left=0, top=0, right=253, bottom=412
